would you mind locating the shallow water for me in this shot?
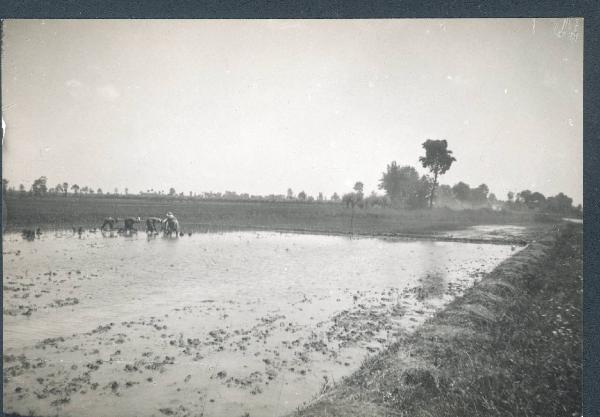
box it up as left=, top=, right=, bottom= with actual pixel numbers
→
left=438, top=224, right=529, bottom=241
left=3, top=230, right=517, bottom=417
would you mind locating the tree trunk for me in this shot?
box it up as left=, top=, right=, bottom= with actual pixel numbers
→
left=429, top=172, right=438, bottom=209
left=350, top=204, right=355, bottom=236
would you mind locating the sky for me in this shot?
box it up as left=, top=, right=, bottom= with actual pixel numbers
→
left=1, top=19, right=583, bottom=203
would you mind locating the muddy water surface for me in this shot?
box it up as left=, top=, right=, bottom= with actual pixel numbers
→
left=438, top=224, right=529, bottom=241
left=4, top=231, right=517, bottom=417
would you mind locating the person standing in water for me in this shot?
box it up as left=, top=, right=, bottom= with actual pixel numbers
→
left=100, top=216, right=116, bottom=231
left=163, top=212, right=179, bottom=236
left=123, top=216, right=141, bottom=233
left=145, top=217, right=162, bottom=234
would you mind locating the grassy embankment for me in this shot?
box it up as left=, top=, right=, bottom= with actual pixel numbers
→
left=3, top=195, right=556, bottom=236
left=294, top=223, right=582, bottom=417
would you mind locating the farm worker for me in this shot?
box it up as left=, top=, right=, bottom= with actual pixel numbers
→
left=123, top=216, right=141, bottom=232
left=100, top=216, right=116, bottom=231
left=145, top=217, right=162, bottom=233
left=164, top=212, right=176, bottom=225
left=163, top=212, right=179, bottom=235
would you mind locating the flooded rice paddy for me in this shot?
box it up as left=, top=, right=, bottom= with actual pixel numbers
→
left=4, top=230, right=519, bottom=417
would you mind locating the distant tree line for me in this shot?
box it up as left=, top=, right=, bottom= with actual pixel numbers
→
left=336, top=139, right=580, bottom=216
left=505, top=190, right=580, bottom=215
left=3, top=177, right=111, bottom=198
left=2, top=137, right=581, bottom=217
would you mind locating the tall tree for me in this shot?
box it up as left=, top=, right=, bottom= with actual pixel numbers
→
left=2, top=179, right=8, bottom=194
left=298, top=191, right=307, bottom=200
left=31, top=176, right=48, bottom=196
left=378, top=162, right=422, bottom=205
left=353, top=182, right=364, bottom=195
left=287, top=188, right=294, bottom=200
left=529, top=192, right=546, bottom=209
left=71, top=184, right=80, bottom=194
left=518, top=190, right=545, bottom=210
left=419, top=140, right=456, bottom=208
left=546, top=192, right=573, bottom=213
left=452, top=182, right=471, bottom=206
left=407, top=175, right=432, bottom=209
left=517, top=190, right=531, bottom=205
left=62, top=182, right=69, bottom=197
left=470, top=184, right=489, bottom=205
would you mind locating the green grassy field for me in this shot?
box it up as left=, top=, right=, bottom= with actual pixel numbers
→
left=294, top=223, right=582, bottom=417
left=3, top=195, right=555, bottom=235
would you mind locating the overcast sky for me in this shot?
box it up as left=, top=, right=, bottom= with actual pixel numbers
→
left=2, top=18, right=583, bottom=203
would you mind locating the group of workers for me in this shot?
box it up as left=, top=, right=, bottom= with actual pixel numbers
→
left=100, top=212, right=179, bottom=235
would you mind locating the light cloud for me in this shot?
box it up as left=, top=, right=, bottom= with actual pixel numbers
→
left=65, top=79, right=85, bottom=98
left=66, top=79, right=83, bottom=89
left=96, top=84, right=120, bottom=101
